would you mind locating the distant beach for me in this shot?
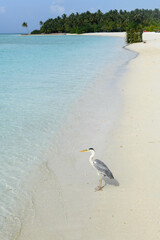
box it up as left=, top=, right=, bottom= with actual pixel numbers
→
left=21, top=32, right=126, bottom=37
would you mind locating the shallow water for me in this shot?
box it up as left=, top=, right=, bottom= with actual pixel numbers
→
left=0, top=34, right=135, bottom=239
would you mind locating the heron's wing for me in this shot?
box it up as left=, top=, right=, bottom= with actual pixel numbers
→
left=93, top=159, right=114, bottom=179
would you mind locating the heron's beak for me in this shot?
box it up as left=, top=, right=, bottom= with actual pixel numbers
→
left=80, top=149, right=89, bottom=152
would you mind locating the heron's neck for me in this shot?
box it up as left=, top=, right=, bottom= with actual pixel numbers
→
left=89, top=151, right=95, bottom=165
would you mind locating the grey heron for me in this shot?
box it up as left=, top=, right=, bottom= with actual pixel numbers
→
left=80, top=148, right=114, bottom=191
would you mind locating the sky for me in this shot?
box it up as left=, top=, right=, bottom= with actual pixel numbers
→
left=0, top=0, right=160, bottom=33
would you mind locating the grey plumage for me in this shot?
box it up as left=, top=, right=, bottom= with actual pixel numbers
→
left=80, top=148, right=114, bottom=190
left=93, top=159, right=114, bottom=179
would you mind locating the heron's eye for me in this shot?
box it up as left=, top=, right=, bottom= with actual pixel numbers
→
left=89, top=148, right=94, bottom=151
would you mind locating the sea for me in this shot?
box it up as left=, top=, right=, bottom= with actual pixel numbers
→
left=0, top=34, right=135, bottom=239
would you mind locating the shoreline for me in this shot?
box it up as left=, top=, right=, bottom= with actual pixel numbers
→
left=16, top=35, right=134, bottom=240
left=20, top=31, right=160, bottom=41
left=17, top=33, right=160, bottom=239
left=20, top=32, right=126, bottom=38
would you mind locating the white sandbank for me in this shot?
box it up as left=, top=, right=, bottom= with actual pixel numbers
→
left=82, top=31, right=160, bottom=41
left=18, top=33, right=160, bottom=240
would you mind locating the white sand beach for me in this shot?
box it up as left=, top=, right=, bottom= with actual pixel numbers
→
left=18, top=33, right=160, bottom=240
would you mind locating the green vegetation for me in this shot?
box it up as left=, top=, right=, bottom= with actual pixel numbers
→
left=39, top=21, right=43, bottom=27
left=30, top=8, right=160, bottom=35
left=126, top=30, right=143, bottom=43
left=22, top=22, right=29, bottom=34
left=31, top=29, right=41, bottom=34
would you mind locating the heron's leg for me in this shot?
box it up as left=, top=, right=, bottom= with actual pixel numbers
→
left=95, top=175, right=103, bottom=191
left=99, top=175, right=102, bottom=190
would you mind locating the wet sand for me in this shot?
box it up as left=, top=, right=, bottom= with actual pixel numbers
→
left=18, top=33, right=160, bottom=240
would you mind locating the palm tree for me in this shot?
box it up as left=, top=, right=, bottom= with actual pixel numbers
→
left=39, top=21, right=43, bottom=26
left=22, top=22, right=29, bottom=34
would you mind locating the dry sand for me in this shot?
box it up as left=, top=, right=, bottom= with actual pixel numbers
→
left=18, top=33, right=160, bottom=240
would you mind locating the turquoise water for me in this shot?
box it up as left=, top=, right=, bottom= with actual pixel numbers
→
left=0, top=34, right=134, bottom=239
